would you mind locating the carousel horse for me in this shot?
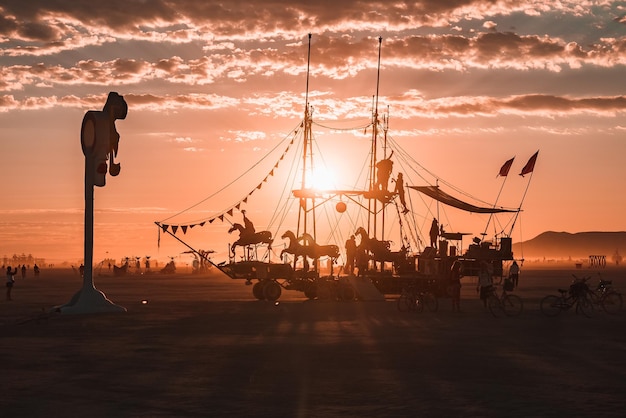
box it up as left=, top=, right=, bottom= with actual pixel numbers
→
left=298, top=233, right=341, bottom=261
left=280, top=230, right=306, bottom=260
left=228, top=223, right=273, bottom=256
left=354, top=226, right=403, bottom=263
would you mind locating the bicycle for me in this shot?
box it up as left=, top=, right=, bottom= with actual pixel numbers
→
left=486, top=280, right=523, bottom=317
left=540, top=275, right=593, bottom=318
left=397, top=285, right=438, bottom=313
left=588, top=275, right=623, bottom=315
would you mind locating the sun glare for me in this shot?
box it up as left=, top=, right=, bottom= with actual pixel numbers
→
left=309, top=166, right=338, bottom=191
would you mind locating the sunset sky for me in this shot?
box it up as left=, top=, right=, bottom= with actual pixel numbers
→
left=1, top=1, right=625, bottom=265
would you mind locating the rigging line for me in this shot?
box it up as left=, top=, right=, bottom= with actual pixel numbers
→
left=509, top=169, right=535, bottom=234
left=482, top=173, right=509, bottom=237
left=159, top=122, right=302, bottom=223
left=267, top=132, right=304, bottom=231
left=311, top=120, right=372, bottom=131
left=386, top=134, right=499, bottom=207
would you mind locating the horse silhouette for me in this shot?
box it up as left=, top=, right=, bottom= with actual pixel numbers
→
left=299, top=233, right=340, bottom=260
left=228, top=223, right=273, bottom=256
left=354, top=226, right=403, bottom=263
left=281, top=230, right=340, bottom=261
left=280, top=230, right=305, bottom=260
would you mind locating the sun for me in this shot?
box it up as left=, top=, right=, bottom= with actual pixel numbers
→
left=309, top=166, right=338, bottom=191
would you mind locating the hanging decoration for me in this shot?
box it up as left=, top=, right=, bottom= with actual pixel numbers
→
left=156, top=138, right=295, bottom=235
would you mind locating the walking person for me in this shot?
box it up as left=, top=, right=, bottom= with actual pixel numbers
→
left=448, top=260, right=463, bottom=312
left=477, top=261, right=493, bottom=308
left=509, top=260, right=520, bottom=288
left=21, top=264, right=27, bottom=279
left=6, top=266, right=17, bottom=301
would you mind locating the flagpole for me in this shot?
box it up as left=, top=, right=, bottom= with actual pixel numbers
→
left=509, top=168, right=535, bottom=235
left=483, top=157, right=515, bottom=238
left=482, top=175, right=509, bottom=237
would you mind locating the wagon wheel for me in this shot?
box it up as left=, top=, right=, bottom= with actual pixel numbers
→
left=252, top=281, right=265, bottom=300
left=304, top=282, right=317, bottom=300
left=339, top=283, right=356, bottom=301
left=263, top=280, right=282, bottom=301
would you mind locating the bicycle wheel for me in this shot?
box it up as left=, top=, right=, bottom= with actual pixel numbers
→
left=502, top=294, right=523, bottom=317
left=601, top=291, right=623, bottom=315
left=575, top=296, right=593, bottom=318
left=422, top=292, right=438, bottom=312
left=588, top=290, right=602, bottom=309
left=487, top=295, right=503, bottom=317
left=540, top=295, right=562, bottom=317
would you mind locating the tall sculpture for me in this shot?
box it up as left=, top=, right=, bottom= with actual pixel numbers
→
left=59, top=92, right=128, bottom=314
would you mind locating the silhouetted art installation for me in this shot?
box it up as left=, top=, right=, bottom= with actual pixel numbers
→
left=228, top=211, right=273, bottom=257
left=57, top=92, right=128, bottom=314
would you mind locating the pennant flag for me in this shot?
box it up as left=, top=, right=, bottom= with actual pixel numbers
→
left=199, top=221, right=206, bottom=227
left=257, top=183, right=263, bottom=190
left=520, top=151, right=539, bottom=177
left=218, top=215, right=224, bottom=221
left=172, top=225, right=179, bottom=235
left=498, top=157, right=515, bottom=177
left=190, top=224, right=196, bottom=229
left=235, top=203, right=241, bottom=210
left=227, top=209, right=233, bottom=216
left=181, top=225, right=188, bottom=234
left=243, top=197, right=248, bottom=203
left=161, top=224, right=169, bottom=232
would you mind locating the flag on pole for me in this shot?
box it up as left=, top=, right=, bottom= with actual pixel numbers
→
left=519, top=151, right=539, bottom=177
left=498, top=157, right=515, bottom=177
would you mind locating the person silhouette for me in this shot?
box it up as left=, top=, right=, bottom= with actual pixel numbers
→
left=241, top=210, right=256, bottom=237
left=429, top=218, right=439, bottom=249
left=344, top=235, right=357, bottom=276
left=394, top=172, right=409, bottom=214
left=6, top=266, right=17, bottom=301
left=375, top=151, right=394, bottom=192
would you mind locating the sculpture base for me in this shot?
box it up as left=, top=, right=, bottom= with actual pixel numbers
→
left=56, top=285, right=126, bottom=314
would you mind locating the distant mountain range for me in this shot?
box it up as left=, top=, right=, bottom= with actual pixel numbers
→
left=512, top=231, right=626, bottom=260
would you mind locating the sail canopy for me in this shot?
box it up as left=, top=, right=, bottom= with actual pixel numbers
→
left=408, top=186, right=518, bottom=214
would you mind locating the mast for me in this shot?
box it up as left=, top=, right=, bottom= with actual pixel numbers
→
left=369, top=36, right=383, bottom=238
left=296, top=33, right=316, bottom=267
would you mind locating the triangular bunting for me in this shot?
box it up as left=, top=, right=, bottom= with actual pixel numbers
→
left=161, top=224, right=169, bottom=232
left=257, top=183, right=263, bottom=189
left=181, top=225, right=188, bottom=234
left=199, top=221, right=206, bottom=227
left=218, top=215, right=224, bottom=221
left=227, top=209, right=233, bottom=216
left=243, top=197, right=248, bottom=203
left=172, top=225, right=179, bottom=234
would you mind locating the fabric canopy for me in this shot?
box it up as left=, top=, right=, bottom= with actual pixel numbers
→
left=408, top=186, right=518, bottom=214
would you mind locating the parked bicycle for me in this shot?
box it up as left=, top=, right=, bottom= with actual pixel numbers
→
left=540, top=275, right=593, bottom=318
left=588, top=275, right=623, bottom=315
left=397, top=285, right=438, bottom=313
left=486, top=279, right=523, bottom=317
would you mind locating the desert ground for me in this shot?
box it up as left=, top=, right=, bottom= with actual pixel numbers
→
left=2, top=263, right=626, bottom=417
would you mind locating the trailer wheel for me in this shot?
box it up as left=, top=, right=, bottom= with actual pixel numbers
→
left=263, top=280, right=282, bottom=301
left=304, top=282, right=317, bottom=300
left=252, top=281, right=265, bottom=300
